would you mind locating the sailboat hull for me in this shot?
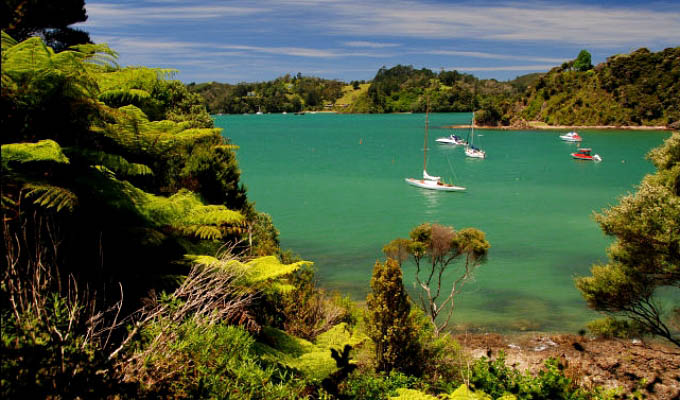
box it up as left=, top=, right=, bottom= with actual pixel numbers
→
left=405, top=178, right=466, bottom=191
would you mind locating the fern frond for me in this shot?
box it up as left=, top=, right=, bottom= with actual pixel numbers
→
left=1, top=31, right=18, bottom=51
left=180, top=224, right=223, bottom=240
left=184, top=254, right=220, bottom=266
left=2, top=140, right=70, bottom=168
left=69, top=43, right=119, bottom=69
left=215, top=144, right=240, bottom=151
left=138, top=189, right=243, bottom=240
left=24, top=183, right=78, bottom=212
left=67, top=148, right=153, bottom=177
left=243, top=256, right=312, bottom=284
left=98, top=88, right=151, bottom=104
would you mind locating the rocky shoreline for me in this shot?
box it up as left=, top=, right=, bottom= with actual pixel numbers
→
left=456, top=332, right=680, bottom=399
left=446, top=122, right=675, bottom=131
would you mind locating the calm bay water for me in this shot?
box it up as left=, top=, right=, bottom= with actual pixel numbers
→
left=215, top=113, right=669, bottom=333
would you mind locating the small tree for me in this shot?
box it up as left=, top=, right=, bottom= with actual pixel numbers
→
left=573, top=49, right=593, bottom=72
left=365, top=258, right=420, bottom=374
left=385, top=223, right=490, bottom=337
left=576, top=132, right=679, bottom=347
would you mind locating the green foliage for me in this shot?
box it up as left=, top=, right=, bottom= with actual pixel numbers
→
left=366, top=258, right=423, bottom=375
left=519, top=47, right=680, bottom=126
left=574, top=50, right=593, bottom=72
left=2, top=33, right=252, bottom=309
left=575, top=132, right=679, bottom=347
left=447, top=384, right=492, bottom=399
left=586, top=317, right=648, bottom=339
left=255, top=323, right=367, bottom=381
left=386, top=223, right=490, bottom=336
left=277, top=265, right=355, bottom=340
left=129, top=320, right=305, bottom=399
left=1, top=0, right=91, bottom=51
left=189, top=73, right=344, bottom=114
left=23, top=183, right=78, bottom=212
left=1, top=292, right=135, bottom=398
left=390, top=388, right=440, bottom=399
left=342, top=370, right=424, bottom=400
left=1, top=139, right=70, bottom=165
left=469, top=353, right=590, bottom=400
left=249, top=212, right=281, bottom=256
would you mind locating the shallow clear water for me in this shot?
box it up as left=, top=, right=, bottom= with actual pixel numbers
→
left=215, top=113, right=669, bottom=333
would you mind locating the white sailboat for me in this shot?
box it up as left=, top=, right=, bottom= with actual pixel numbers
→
left=405, top=107, right=466, bottom=192
left=464, top=111, right=486, bottom=159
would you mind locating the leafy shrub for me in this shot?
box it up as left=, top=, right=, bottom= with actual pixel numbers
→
left=469, top=352, right=594, bottom=400
left=277, top=265, right=354, bottom=341
left=127, top=320, right=304, bottom=399
left=586, top=317, right=649, bottom=339
left=342, top=370, right=424, bottom=400
left=1, top=294, right=135, bottom=398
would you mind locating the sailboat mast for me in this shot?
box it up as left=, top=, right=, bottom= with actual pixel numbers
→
left=423, top=102, right=429, bottom=172
left=470, top=111, right=475, bottom=146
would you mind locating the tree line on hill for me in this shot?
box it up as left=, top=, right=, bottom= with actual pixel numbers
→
left=191, top=47, right=680, bottom=129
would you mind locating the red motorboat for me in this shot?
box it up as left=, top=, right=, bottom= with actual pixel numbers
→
left=571, top=148, right=602, bottom=162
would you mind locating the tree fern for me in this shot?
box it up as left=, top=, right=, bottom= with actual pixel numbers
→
left=23, top=183, right=78, bottom=212
left=2, top=140, right=70, bottom=167
left=66, top=148, right=153, bottom=177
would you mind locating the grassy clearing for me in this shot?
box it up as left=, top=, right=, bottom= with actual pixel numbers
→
left=336, top=83, right=370, bottom=106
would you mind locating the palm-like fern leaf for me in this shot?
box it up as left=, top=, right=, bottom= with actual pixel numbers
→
left=188, top=254, right=312, bottom=293
left=2, top=140, right=70, bottom=168
left=67, top=148, right=153, bottom=177
left=24, top=183, right=78, bottom=212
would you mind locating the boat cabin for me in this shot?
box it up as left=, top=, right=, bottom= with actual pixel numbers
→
left=575, top=148, right=592, bottom=155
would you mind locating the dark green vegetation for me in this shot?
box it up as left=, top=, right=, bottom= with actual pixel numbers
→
left=576, top=132, right=680, bottom=347
left=189, top=73, right=345, bottom=114
left=1, top=0, right=91, bottom=51
left=2, top=18, right=678, bottom=398
left=192, top=47, right=679, bottom=129
left=511, top=48, right=680, bottom=127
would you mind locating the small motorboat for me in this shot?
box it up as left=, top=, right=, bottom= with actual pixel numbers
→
left=560, top=131, right=582, bottom=142
left=571, top=148, right=601, bottom=162
left=436, top=134, right=467, bottom=145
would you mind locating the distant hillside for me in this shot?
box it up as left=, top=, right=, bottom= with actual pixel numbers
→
left=189, top=47, right=679, bottom=128
left=494, top=47, right=680, bottom=128
left=344, top=65, right=525, bottom=114
left=188, top=74, right=345, bottom=114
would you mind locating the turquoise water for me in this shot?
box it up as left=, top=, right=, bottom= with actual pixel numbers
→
left=215, top=113, right=669, bottom=333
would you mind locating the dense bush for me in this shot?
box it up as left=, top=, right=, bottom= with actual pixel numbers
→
left=469, top=353, right=611, bottom=400
left=586, top=317, right=649, bottom=339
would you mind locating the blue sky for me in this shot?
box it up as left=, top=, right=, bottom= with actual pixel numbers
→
left=77, top=0, right=680, bottom=83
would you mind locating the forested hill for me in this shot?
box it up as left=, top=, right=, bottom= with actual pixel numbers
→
left=189, top=47, right=679, bottom=128
left=189, top=66, right=533, bottom=116
left=188, top=74, right=346, bottom=114
left=501, top=47, right=680, bottom=128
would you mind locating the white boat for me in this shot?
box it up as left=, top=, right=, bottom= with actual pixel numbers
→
left=406, top=106, right=466, bottom=192
left=436, top=133, right=467, bottom=145
left=560, top=131, right=582, bottom=142
left=465, top=111, right=486, bottom=159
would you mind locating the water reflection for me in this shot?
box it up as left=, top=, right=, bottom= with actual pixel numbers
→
left=420, top=188, right=440, bottom=213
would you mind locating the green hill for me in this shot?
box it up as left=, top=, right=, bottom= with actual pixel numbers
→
left=500, top=47, right=680, bottom=128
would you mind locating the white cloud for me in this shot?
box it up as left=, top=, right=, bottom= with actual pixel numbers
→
left=320, top=0, right=680, bottom=46
left=426, top=50, right=566, bottom=63
left=80, top=3, right=267, bottom=27
left=343, top=41, right=401, bottom=48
